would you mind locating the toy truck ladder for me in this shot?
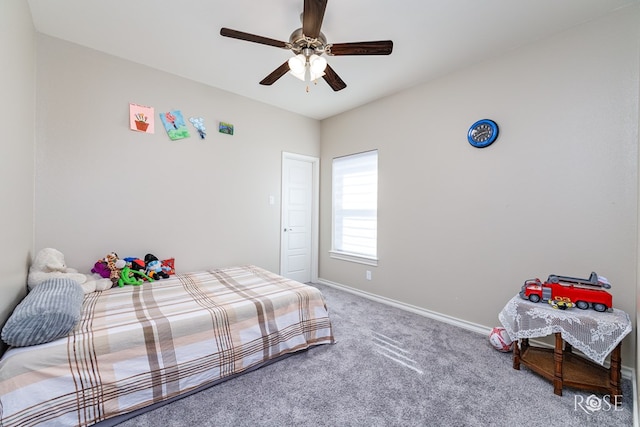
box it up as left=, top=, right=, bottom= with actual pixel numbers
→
left=547, top=272, right=611, bottom=289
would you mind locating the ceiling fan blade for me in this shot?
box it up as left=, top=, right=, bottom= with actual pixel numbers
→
left=302, top=0, right=327, bottom=39
left=259, top=61, right=291, bottom=86
left=220, top=27, right=288, bottom=49
left=328, top=40, right=393, bottom=56
left=322, top=64, right=347, bottom=91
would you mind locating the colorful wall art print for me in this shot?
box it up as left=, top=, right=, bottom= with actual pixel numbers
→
left=129, top=103, right=154, bottom=133
left=219, top=121, right=234, bottom=135
left=189, top=117, right=206, bottom=139
left=160, top=110, right=191, bottom=140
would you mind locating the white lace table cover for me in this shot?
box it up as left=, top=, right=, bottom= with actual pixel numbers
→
left=498, top=295, right=631, bottom=365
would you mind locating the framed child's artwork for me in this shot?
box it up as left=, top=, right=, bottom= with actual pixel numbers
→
left=219, top=122, right=234, bottom=135
left=129, top=103, right=154, bottom=133
left=189, top=117, right=206, bottom=139
left=160, top=110, right=191, bottom=140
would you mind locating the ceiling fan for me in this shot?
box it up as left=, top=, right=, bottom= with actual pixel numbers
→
left=220, top=0, right=393, bottom=91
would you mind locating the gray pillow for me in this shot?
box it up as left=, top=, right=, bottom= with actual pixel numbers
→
left=1, top=278, right=85, bottom=347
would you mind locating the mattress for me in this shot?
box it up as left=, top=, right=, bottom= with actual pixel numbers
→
left=0, top=265, right=334, bottom=426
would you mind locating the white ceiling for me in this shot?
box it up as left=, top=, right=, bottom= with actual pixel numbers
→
left=27, top=0, right=638, bottom=120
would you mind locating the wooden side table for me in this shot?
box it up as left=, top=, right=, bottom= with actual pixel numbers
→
left=499, top=295, right=630, bottom=403
left=513, top=333, right=622, bottom=401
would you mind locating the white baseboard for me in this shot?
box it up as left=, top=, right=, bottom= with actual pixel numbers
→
left=318, top=277, right=490, bottom=335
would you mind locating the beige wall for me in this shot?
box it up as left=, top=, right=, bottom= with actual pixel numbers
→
left=320, top=6, right=639, bottom=367
left=34, top=35, right=320, bottom=274
left=0, top=1, right=36, bottom=344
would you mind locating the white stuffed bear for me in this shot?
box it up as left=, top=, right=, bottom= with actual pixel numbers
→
left=27, top=248, right=112, bottom=294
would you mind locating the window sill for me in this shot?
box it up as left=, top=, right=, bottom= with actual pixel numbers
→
left=329, top=251, right=378, bottom=266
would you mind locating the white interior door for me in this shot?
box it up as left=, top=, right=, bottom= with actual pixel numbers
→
left=281, top=153, right=319, bottom=283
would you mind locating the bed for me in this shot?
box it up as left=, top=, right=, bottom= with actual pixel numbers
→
left=0, top=265, right=335, bottom=427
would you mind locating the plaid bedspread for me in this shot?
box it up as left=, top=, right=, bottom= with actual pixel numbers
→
left=0, top=265, right=334, bottom=426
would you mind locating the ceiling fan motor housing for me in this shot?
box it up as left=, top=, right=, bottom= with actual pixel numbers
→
left=288, top=28, right=327, bottom=56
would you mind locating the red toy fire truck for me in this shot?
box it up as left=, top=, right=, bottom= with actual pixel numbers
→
left=519, top=272, right=613, bottom=312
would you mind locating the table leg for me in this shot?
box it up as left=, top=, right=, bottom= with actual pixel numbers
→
left=513, top=339, right=521, bottom=370
left=610, top=342, right=622, bottom=405
left=553, top=333, right=563, bottom=396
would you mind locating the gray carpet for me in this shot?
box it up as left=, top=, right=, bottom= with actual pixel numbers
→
left=117, top=283, right=634, bottom=427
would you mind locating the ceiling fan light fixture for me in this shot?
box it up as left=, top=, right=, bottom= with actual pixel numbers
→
left=289, top=68, right=307, bottom=81
left=309, top=70, right=325, bottom=82
left=309, top=54, right=327, bottom=74
left=288, top=54, right=306, bottom=73
left=288, top=54, right=307, bottom=81
left=309, top=55, right=326, bottom=81
left=288, top=53, right=327, bottom=83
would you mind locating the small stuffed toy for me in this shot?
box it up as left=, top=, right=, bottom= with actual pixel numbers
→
left=144, top=253, right=171, bottom=280
left=161, top=258, right=176, bottom=275
left=124, top=257, right=148, bottom=278
left=104, top=252, right=125, bottom=286
left=118, top=266, right=154, bottom=287
left=27, top=248, right=111, bottom=294
left=91, top=260, right=111, bottom=278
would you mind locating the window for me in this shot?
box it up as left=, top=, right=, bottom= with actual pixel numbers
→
left=331, top=150, right=378, bottom=265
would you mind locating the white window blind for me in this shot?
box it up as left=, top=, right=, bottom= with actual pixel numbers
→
left=331, top=150, right=378, bottom=263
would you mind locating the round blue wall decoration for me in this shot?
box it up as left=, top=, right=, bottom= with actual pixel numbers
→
left=467, top=119, right=499, bottom=148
